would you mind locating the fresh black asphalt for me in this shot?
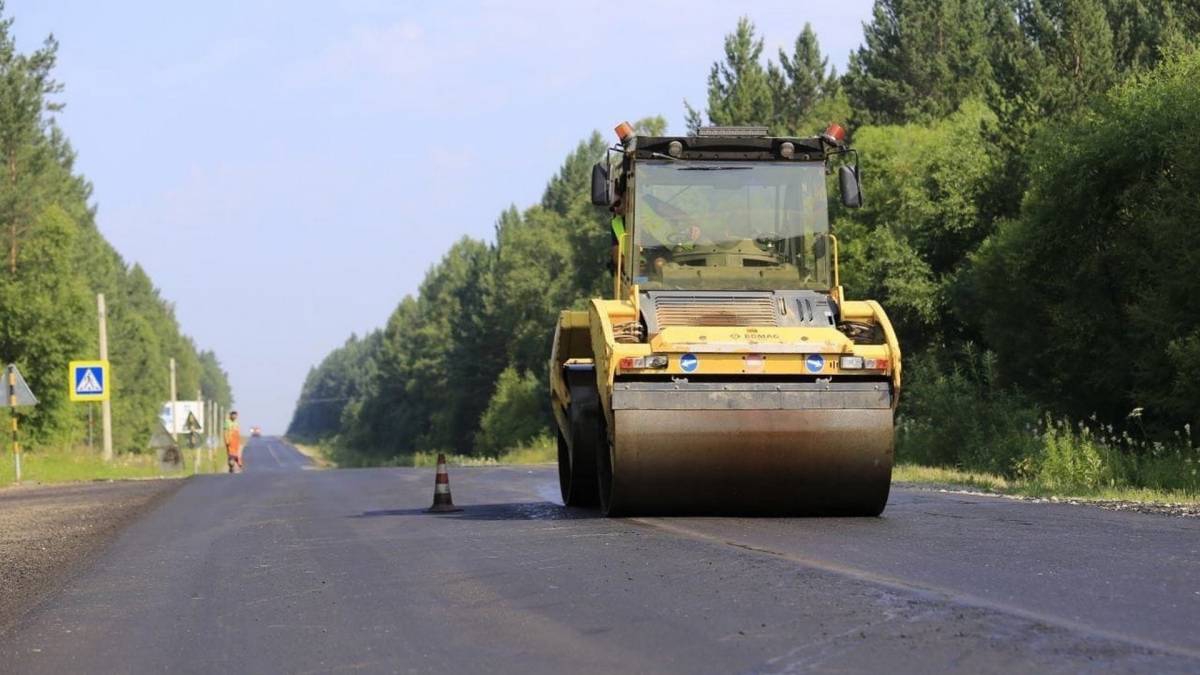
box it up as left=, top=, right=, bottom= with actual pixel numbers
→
left=1, top=436, right=1197, bottom=673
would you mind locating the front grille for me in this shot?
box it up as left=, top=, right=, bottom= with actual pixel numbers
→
left=654, top=295, right=778, bottom=327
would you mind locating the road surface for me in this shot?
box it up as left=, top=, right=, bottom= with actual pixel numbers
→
left=0, top=436, right=1197, bottom=673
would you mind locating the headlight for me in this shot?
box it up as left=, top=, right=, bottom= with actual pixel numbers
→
left=840, top=356, right=889, bottom=370
left=618, top=355, right=668, bottom=369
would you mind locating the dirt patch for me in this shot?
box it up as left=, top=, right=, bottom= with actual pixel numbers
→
left=0, top=479, right=182, bottom=634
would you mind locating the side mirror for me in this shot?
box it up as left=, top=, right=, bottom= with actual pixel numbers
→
left=591, top=162, right=610, bottom=207
left=839, top=165, right=863, bottom=208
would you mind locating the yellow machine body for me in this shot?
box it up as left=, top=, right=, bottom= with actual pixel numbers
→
left=549, top=126, right=902, bottom=516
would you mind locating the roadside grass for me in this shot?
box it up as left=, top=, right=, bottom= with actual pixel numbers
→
left=289, top=442, right=337, bottom=468
left=0, top=443, right=231, bottom=487
left=309, top=434, right=558, bottom=469
left=893, top=463, right=1200, bottom=505
left=411, top=435, right=556, bottom=467
left=897, top=351, right=1200, bottom=506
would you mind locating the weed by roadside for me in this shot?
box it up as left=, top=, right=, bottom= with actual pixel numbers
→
left=897, top=346, right=1200, bottom=501
left=0, top=444, right=228, bottom=487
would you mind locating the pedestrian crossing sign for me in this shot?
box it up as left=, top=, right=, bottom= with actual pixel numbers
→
left=69, top=360, right=110, bottom=402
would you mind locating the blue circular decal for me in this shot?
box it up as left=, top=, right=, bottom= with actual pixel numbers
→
left=805, top=354, right=825, bottom=373
left=679, top=353, right=699, bottom=373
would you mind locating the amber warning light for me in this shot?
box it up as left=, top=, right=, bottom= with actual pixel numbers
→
left=615, top=121, right=635, bottom=145
left=821, top=123, right=847, bottom=146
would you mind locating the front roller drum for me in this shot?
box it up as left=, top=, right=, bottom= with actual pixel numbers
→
left=598, top=382, right=894, bottom=516
left=558, top=368, right=601, bottom=507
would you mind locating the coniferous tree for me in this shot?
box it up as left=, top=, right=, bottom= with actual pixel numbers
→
left=768, top=23, right=845, bottom=134
left=845, top=0, right=993, bottom=124
left=685, top=17, right=774, bottom=131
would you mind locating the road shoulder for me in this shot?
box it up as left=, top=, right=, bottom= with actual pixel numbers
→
left=0, top=479, right=183, bottom=635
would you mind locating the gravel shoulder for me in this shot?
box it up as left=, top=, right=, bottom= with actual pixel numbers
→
left=0, top=479, right=183, bottom=635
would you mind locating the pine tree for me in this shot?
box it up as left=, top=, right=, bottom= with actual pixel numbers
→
left=684, top=18, right=774, bottom=130
left=845, top=0, right=993, bottom=124
left=768, top=23, right=842, bottom=134
left=1020, top=0, right=1117, bottom=112
left=0, top=16, right=62, bottom=274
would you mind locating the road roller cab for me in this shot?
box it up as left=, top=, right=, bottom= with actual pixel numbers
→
left=550, top=122, right=902, bottom=516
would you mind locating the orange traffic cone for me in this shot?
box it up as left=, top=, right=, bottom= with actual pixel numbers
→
left=426, top=453, right=462, bottom=513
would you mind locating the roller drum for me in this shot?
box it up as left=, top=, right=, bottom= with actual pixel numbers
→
left=600, top=381, right=894, bottom=516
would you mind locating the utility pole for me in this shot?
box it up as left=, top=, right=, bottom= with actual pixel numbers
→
left=215, top=402, right=223, bottom=469
left=169, top=357, right=177, bottom=442
left=206, top=399, right=214, bottom=471
left=98, top=294, right=113, bottom=461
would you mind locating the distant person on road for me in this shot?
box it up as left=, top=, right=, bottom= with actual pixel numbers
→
left=224, top=410, right=243, bottom=473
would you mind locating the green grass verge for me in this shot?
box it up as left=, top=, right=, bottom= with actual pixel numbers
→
left=305, top=434, right=558, bottom=469
left=0, top=444, right=230, bottom=487
left=893, top=463, right=1200, bottom=505
left=411, top=435, right=556, bottom=467
left=290, top=442, right=336, bottom=468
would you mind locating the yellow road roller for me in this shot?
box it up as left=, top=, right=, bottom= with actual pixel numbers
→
left=549, top=122, right=901, bottom=516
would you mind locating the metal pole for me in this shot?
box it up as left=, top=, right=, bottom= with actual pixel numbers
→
left=88, top=404, right=93, bottom=449
left=98, top=294, right=113, bottom=461
left=9, top=366, right=19, bottom=483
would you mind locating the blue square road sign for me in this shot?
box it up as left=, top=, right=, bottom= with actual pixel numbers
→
left=69, top=360, right=109, bottom=402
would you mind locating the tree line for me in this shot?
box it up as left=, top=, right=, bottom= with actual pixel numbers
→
left=0, top=5, right=233, bottom=453
left=292, top=0, right=1200, bottom=482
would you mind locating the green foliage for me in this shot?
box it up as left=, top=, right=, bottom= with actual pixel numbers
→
left=898, top=346, right=1040, bottom=474
left=837, top=101, right=998, bottom=348
left=290, top=126, right=627, bottom=459
left=298, top=10, right=1200, bottom=497
left=973, top=48, right=1200, bottom=429
left=0, top=204, right=90, bottom=442
left=0, top=7, right=232, bottom=453
left=685, top=17, right=773, bottom=132
left=845, top=0, right=993, bottom=125
left=475, top=367, right=547, bottom=457
left=686, top=19, right=846, bottom=134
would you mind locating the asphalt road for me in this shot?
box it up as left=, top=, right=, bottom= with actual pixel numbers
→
left=1, top=436, right=1197, bottom=674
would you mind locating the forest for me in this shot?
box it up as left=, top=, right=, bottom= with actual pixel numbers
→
left=0, top=9, right=233, bottom=456
left=290, top=0, right=1200, bottom=492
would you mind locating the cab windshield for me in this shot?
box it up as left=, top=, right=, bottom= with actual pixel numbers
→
left=631, top=160, right=832, bottom=291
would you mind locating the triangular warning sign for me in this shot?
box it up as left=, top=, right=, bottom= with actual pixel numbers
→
left=2, top=364, right=37, bottom=407
left=77, top=369, right=102, bottom=393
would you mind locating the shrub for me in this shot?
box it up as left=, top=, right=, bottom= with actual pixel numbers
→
left=897, top=345, right=1039, bottom=475
left=474, top=368, right=548, bottom=457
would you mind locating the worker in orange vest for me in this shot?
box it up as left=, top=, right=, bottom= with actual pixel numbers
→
left=224, top=410, right=243, bottom=473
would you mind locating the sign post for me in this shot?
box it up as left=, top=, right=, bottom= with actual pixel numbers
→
left=2, top=364, right=38, bottom=483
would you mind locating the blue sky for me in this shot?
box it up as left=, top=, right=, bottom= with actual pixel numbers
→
left=10, top=1, right=875, bottom=432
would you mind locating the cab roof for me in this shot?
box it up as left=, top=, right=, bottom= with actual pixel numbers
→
left=632, top=134, right=828, bottom=162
